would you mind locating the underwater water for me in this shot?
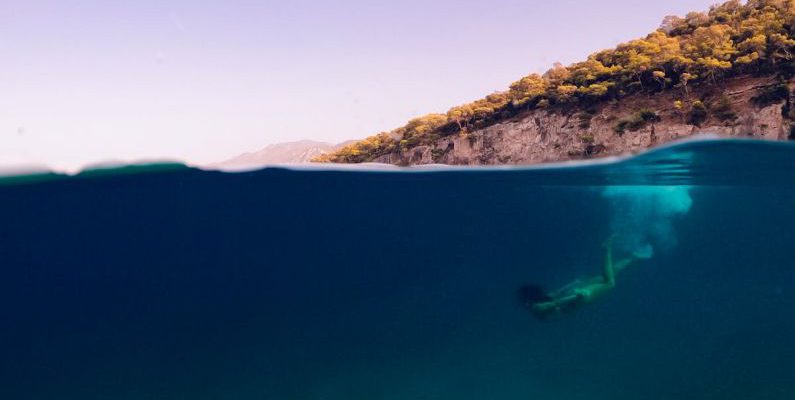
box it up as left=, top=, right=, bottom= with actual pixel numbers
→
left=1, top=139, right=794, bottom=399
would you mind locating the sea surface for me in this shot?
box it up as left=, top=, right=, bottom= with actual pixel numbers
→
left=1, top=138, right=794, bottom=399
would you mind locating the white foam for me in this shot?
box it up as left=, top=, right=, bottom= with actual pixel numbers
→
left=602, top=185, right=693, bottom=256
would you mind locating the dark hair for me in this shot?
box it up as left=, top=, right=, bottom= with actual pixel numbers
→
left=518, top=284, right=552, bottom=308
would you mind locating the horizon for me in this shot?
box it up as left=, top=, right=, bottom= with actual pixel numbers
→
left=2, top=0, right=717, bottom=170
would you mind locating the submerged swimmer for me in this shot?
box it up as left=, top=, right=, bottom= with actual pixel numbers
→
left=519, top=237, right=647, bottom=321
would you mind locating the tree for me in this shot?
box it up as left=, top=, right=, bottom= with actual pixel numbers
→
left=640, top=31, right=684, bottom=66
left=736, top=33, right=767, bottom=65
left=678, top=72, right=696, bottom=97
left=709, top=0, right=743, bottom=25
left=577, top=82, right=612, bottom=99
left=769, top=32, right=795, bottom=62
left=686, top=24, right=738, bottom=80
left=611, top=31, right=684, bottom=89
left=653, top=70, right=667, bottom=88
left=404, top=114, right=447, bottom=135
left=685, top=11, right=711, bottom=29
left=568, top=57, right=621, bottom=86
left=688, top=100, right=708, bottom=126
left=447, top=105, right=472, bottom=131
left=735, top=4, right=795, bottom=64
left=509, top=73, right=547, bottom=106
left=445, top=92, right=509, bottom=131
left=554, top=84, right=578, bottom=103
left=543, top=63, right=571, bottom=85
left=673, top=100, right=686, bottom=121
left=660, top=15, right=685, bottom=34
left=697, top=57, right=733, bottom=82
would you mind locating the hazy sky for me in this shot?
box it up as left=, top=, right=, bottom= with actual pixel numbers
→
left=1, top=0, right=717, bottom=170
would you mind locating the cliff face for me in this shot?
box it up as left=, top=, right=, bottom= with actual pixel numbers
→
left=372, top=75, right=793, bottom=166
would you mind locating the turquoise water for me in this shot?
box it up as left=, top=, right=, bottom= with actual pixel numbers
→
left=1, top=139, right=794, bottom=399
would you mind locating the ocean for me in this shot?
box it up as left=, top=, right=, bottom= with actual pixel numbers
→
left=1, top=138, right=794, bottom=399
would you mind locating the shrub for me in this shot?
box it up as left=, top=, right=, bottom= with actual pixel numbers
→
left=712, top=96, right=737, bottom=123
left=780, top=61, right=795, bottom=79
left=688, top=101, right=708, bottom=126
left=614, top=109, right=660, bottom=134
left=625, top=118, right=648, bottom=131
left=751, top=84, right=790, bottom=107
left=638, top=109, right=661, bottom=123
left=583, top=144, right=606, bottom=156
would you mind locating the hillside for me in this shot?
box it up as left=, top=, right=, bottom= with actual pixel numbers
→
left=318, top=0, right=795, bottom=165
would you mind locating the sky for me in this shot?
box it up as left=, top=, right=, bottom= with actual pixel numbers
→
left=1, top=0, right=718, bottom=170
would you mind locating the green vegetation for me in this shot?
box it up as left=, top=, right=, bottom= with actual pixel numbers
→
left=638, top=109, right=662, bottom=123
left=751, top=83, right=791, bottom=106
left=614, top=109, right=661, bottom=134
left=688, top=101, right=709, bottom=126
left=712, top=96, right=739, bottom=122
left=320, top=0, right=795, bottom=163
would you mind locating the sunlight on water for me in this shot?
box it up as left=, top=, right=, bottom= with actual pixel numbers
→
left=602, top=185, right=693, bottom=256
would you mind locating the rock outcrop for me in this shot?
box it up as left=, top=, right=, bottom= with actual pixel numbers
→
left=372, top=76, right=793, bottom=166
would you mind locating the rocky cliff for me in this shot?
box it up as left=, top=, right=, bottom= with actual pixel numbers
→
left=371, top=75, right=793, bottom=166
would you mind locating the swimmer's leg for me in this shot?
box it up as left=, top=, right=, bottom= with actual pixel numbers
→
left=613, top=257, right=636, bottom=274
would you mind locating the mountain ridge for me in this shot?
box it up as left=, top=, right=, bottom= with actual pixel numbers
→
left=214, top=140, right=353, bottom=168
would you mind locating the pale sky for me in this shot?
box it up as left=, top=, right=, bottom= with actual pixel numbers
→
left=1, top=0, right=717, bottom=170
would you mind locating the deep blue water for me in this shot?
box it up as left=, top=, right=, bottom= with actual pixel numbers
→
left=1, top=139, right=794, bottom=399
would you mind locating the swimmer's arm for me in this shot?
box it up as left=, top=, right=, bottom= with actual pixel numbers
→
left=532, top=293, right=581, bottom=312
left=549, top=279, right=582, bottom=298
left=555, top=293, right=581, bottom=305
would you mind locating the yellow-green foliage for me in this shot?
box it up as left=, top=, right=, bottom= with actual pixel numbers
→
left=313, top=132, right=397, bottom=163
left=320, top=0, right=795, bottom=163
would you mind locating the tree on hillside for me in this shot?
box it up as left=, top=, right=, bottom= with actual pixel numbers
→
left=686, top=24, right=737, bottom=81
left=709, top=0, right=743, bottom=25
left=568, top=57, right=621, bottom=88
left=509, top=73, right=547, bottom=107
left=543, top=63, right=571, bottom=86
left=660, top=15, right=685, bottom=34
left=677, top=72, right=696, bottom=97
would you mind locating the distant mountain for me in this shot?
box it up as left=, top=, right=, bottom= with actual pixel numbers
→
left=214, top=140, right=352, bottom=168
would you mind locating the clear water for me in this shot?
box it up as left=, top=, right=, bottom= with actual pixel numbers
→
left=1, top=139, right=794, bottom=399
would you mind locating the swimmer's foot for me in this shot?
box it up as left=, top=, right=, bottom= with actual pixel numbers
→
left=632, top=244, right=654, bottom=260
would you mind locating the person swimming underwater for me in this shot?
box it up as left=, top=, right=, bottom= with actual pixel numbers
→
left=519, top=237, right=648, bottom=321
